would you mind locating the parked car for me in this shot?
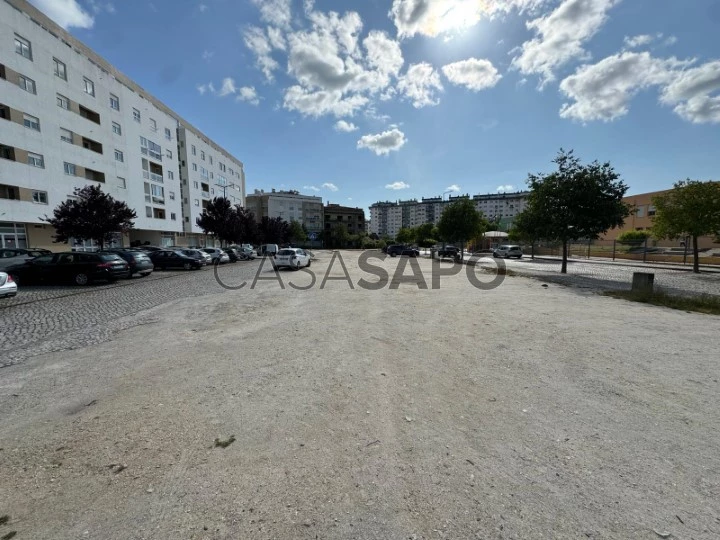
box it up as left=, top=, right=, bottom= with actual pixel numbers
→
left=0, top=248, right=52, bottom=269
left=387, top=244, right=411, bottom=257
left=224, top=248, right=242, bottom=262
left=201, top=248, right=230, bottom=264
left=259, top=244, right=279, bottom=256
left=5, top=252, right=129, bottom=286
left=239, top=247, right=258, bottom=260
left=401, top=247, right=420, bottom=257
left=436, top=246, right=460, bottom=258
left=0, top=271, right=18, bottom=298
left=135, top=245, right=165, bottom=252
left=274, top=248, right=311, bottom=270
left=100, top=249, right=154, bottom=277
left=148, top=250, right=203, bottom=270
left=175, top=249, right=209, bottom=265
left=493, top=245, right=523, bottom=259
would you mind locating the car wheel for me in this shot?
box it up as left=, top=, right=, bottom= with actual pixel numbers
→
left=306, top=259, right=312, bottom=268
left=74, top=273, right=90, bottom=286
left=183, top=262, right=191, bottom=270
left=493, top=253, right=498, bottom=258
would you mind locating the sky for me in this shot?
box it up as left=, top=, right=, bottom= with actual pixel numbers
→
left=30, top=0, right=720, bottom=214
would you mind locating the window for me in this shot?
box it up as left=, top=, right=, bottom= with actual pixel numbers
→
left=60, top=128, right=73, bottom=143
left=53, top=58, right=66, bottom=80
left=32, top=191, right=48, bottom=204
left=112, top=121, right=121, bottom=135
left=149, top=118, right=157, bottom=131
left=636, top=206, right=646, bottom=218
left=201, top=151, right=205, bottom=160
left=194, top=199, right=200, bottom=206
left=191, top=145, right=196, bottom=156
left=57, top=94, right=70, bottom=110
left=15, top=35, right=32, bottom=60
left=114, top=149, right=124, bottom=162
left=23, top=114, right=40, bottom=131
left=170, top=212, right=176, bottom=221
left=64, top=162, right=76, bottom=175
left=211, top=188, right=215, bottom=195
left=209, top=156, right=213, bottom=165
left=165, top=128, right=171, bottom=140
left=192, top=163, right=197, bottom=171
left=166, top=149, right=172, bottom=159
left=27, top=153, right=44, bottom=168
left=109, top=94, right=119, bottom=110
left=83, top=77, right=95, bottom=96
left=169, top=191, right=176, bottom=200
left=133, top=108, right=140, bottom=122
left=117, top=177, right=126, bottom=189
left=648, top=205, right=657, bottom=217
left=167, top=170, right=174, bottom=180
left=140, top=136, right=162, bottom=160
left=193, top=181, right=199, bottom=189
left=19, top=75, right=36, bottom=94
left=146, top=206, right=152, bottom=218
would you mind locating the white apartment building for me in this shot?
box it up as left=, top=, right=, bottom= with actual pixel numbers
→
left=177, top=127, right=244, bottom=245
left=0, top=0, right=245, bottom=250
left=245, top=189, right=324, bottom=244
left=369, top=191, right=530, bottom=238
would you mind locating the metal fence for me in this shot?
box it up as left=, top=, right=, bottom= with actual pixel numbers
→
left=519, top=239, right=720, bottom=267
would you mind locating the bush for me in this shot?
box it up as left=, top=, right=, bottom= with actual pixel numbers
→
left=617, top=230, right=652, bottom=243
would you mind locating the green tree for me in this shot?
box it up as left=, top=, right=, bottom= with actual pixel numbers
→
left=259, top=216, right=290, bottom=245
left=616, top=230, right=652, bottom=243
left=396, top=227, right=415, bottom=244
left=288, top=220, right=307, bottom=245
left=651, top=180, right=720, bottom=273
left=195, top=197, right=239, bottom=245
left=43, top=184, right=136, bottom=249
left=414, top=223, right=436, bottom=247
left=329, top=223, right=350, bottom=248
left=437, top=199, right=485, bottom=260
left=517, top=149, right=631, bottom=273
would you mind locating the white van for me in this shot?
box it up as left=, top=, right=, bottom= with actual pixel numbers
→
left=260, top=244, right=279, bottom=256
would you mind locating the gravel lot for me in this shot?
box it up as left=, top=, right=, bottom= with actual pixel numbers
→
left=1, top=251, right=719, bottom=539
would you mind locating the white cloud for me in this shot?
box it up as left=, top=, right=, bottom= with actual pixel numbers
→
left=322, top=182, right=339, bottom=191
left=386, top=181, right=410, bottom=190
left=334, top=120, right=358, bottom=132
left=237, top=86, right=261, bottom=106
left=243, top=26, right=282, bottom=82
left=660, top=61, right=720, bottom=124
left=442, top=58, right=501, bottom=91
left=363, top=30, right=404, bottom=88
left=87, top=0, right=115, bottom=14
left=358, top=128, right=407, bottom=155
left=202, top=50, right=214, bottom=61
left=389, top=0, right=549, bottom=39
left=251, top=0, right=292, bottom=29
left=284, top=86, right=368, bottom=117
left=511, top=0, right=620, bottom=86
left=28, top=0, right=94, bottom=29
left=664, top=35, right=678, bottom=46
left=497, top=185, right=516, bottom=192
left=266, top=26, right=286, bottom=50
left=303, top=185, right=321, bottom=192
left=198, top=3, right=208, bottom=13
left=397, top=62, right=443, bottom=108
left=446, top=184, right=461, bottom=192
left=623, top=34, right=655, bottom=49
left=218, top=77, right=237, bottom=97
left=558, top=51, right=690, bottom=122
left=196, top=83, right=215, bottom=95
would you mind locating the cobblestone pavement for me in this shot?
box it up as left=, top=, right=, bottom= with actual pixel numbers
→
left=0, top=261, right=266, bottom=367
left=473, top=256, right=720, bottom=297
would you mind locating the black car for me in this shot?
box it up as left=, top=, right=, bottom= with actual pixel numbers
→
left=224, top=248, right=241, bottom=262
left=400, top=248, right=420, bottom=257
left=6, top=252, right=130, bottom=286
left=174, top=249, right=208, bottom=265
left=436, top=246, right=460, bottom=258
left=149, top=250, right=203, bottom=270
left=387, top=244, right=410, bottom=257
left=100, top=249, right=154, bottom=277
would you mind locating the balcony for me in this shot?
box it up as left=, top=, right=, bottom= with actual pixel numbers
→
left=81, top=136, right=103, bottom=154
left=150, top=172, right=164, bottom=184
left=79, top=105, right=100, bottom=125
left=201, top=190, right=210, bottom=199
left=84, top=168, right=105, bottom=183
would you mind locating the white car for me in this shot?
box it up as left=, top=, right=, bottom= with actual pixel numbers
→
left=493, top=245, right=523, bottom=259
left=0, top=271, right=18, bottom=298
left=201, top=248, right=230, bottom=264
left=274, top=248, right=311, bottom=270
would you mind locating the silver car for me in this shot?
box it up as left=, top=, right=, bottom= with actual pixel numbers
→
left=0, top=271, right=18, bottom=298
left=493, top=245, right=523, bottom=259
left=201, top=248, right=230, bottom=264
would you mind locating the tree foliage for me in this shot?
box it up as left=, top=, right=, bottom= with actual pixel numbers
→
left=259, top=216, right=290, bottom=245
left=514, top=149, right=631, bottom=273
left=43, top=185, right=136, bottom=249
left=616, top=230, right=652, bottom=243
left=437, top=199, right=486, bottom=258
left=288, top=220, right=307, bottom=244
left=196, top=197, right=238, bottom=245
left=327, top=223, right=350, bottom=248
left=652, top=180, right=720, bottom=273
left=395, top=227, right=414, bottom=244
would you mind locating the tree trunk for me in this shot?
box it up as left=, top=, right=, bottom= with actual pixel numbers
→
left=693, top=235, right=700, bottom=274
left=561, top=239, right=568, bottom=274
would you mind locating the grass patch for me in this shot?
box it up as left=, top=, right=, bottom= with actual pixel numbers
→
left=605, top=290, right=720, bottom=315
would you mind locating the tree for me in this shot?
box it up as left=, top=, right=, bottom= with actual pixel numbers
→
left=235, top=206, right=259, bottom=245
left=437, top=199, right=485, bottom=260
left=396, top=227, right=415, bottom=244
left=196, top=197, right=238, bottom=245
left=288, top=220, right=307, bottom=245
left=43, top=185, right=136, bottom=249
left=517, top=149, right=631, bottom=273
left=329, top=223, right=350, bottom=248
left=616, top=230, right=652, bottom=243
left=414, top=223, right=437, bottom=248
left=259, top=216, right=290, bottom=245
left=651, top=180, right=720, bottom=273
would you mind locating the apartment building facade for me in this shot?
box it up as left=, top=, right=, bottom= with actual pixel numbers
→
left=245, top=189, right=324, bottom=242
left=324, top=203, right=366, bottom=235
left=369, top=191, right=530, bottom=238
left=0, top=0, right=245, bottom=250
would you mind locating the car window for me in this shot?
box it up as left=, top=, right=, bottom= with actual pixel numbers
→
left=278, top=249, right=295, bottom=256
left=32, top=255, right=54, bottom=265
left=99, top=254, right=121, bottom=262
left=1, top=250, right=18, bottom=258
left=57, top=253, right=76, bottom=264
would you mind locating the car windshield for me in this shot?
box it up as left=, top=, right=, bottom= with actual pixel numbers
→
left=99, top=254, right=121, bottom=261
left=277, top=249, right=295, bottom=256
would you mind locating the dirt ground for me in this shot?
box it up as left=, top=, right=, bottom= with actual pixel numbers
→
left=1, top=251, right=719, bottom=539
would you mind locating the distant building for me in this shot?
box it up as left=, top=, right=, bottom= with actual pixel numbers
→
left=324, top=203, right=365, bottom=235
left=369, top=190, right=530, bottom=238
left=245, top=189, right=324, bottom=241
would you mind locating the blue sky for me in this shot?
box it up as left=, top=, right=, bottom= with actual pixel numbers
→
left=32, top=0, right=720, bottom=213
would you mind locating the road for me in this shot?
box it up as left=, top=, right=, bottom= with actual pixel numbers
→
left=1, top=251, right=719, bottom=539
